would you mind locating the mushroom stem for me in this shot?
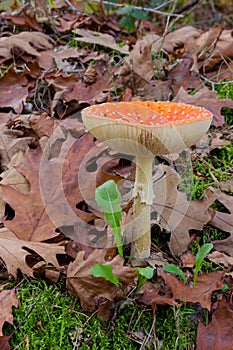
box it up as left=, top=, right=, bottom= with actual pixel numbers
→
left=131, top=156, right=154, bottom=261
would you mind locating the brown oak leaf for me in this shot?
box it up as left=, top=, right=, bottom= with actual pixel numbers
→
left=0, top=289, right=18, bottom=336
left=160, top=270, right=225, bottom=310
left=196, top=298, right=233, bottom=350
left=152, top=166, right=216, bottom=255
left=66, top=249, right=136, bottom=312
left=209, top=187, right=233, bottom=256
left=0, top=228, right=65, bottom=278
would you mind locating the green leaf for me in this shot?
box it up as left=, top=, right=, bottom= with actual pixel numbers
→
left=116, top=5, right=132, bottom=15
left=135, top=267, right=154, bottom=292
left=136, top=267, right=154, bottom=279
left=132, top=9, right=148, bottom=20
left=193, top=243, right=213, bottom=285
left=119, top=16, right=136, bottom=33
left=95, top=180, right=123, bottom=256
left=90, top=263, right=119, bottom=285
left=164, top=264, right=188, bottom=284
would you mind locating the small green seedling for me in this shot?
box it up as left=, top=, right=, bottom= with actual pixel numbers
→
left=163, top=264, right=188, bottom=284
left=90, top=263, right=154, bottom=295
left=136, top=266, right=154, bottom=292
left=164, top=243, right=214, bottom=287
left=95, top=180, right=124, bottom=256
left=193, top=243, right=213, bottom=285
left=90, top=263, right=120, bottom=286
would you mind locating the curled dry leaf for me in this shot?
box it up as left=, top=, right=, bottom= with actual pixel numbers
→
left=66, top=249, right=136, bottom=312
left=207, top=251, right=233, bottom=268
left=0, top=31, right=54, bottom=58
left=0, top=228, right=65, bottom=278
left=0, top=288, right=18, bottom=336
left=197, top=28, right=233, bottom=71
left=0, top=121, right=34, bottom=170
left=117, top=37, right=154, bottom=92
left=196, top=298, right=233, bottom=350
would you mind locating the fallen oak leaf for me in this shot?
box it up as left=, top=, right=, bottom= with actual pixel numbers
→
left=0, top=228, right=65, bottom=278
left=0, top=289, right=18, bottom=336
left=0, top=71, right=30, bottom=114
left=136, top=281, right=175, bottom=310
left=207, top=251, right=233, bottom=268
left=66, top=249, right=136, bottom=312
left=196, top=298, right=233, bottom=350
left=208, top=187, right=233, bottom=256
left=159, top=270, right=225, bottom=310
left=1, top=147, right=59, bottom=241
left=0, top=31, right=54, bottom=58
left=151, top=166, right=217, bottom=256
left=4, top=11, right=42, bottom=32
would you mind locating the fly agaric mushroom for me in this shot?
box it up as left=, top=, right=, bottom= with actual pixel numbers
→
left=81, top=101, right=212, bottom=263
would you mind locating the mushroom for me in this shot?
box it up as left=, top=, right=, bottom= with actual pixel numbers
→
left=81, top=101, right=213, bottom=263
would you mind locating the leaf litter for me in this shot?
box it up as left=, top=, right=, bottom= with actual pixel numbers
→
left=0, top=1, right=232, bottom=348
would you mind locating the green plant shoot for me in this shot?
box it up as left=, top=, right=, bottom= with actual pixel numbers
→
left=193, top=243, right=213, bottom=286
left=163, top=264, right=188, bottom=284
left=90, top=263, right=120, bottom=286
left=95, top=180, right=124, bottom=256
left=136, top=267, right=154, bottom=292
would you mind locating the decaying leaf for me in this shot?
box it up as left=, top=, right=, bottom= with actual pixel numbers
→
left=66, top=249, right=136, bottom=312
left=0, top=288, right=18, bottom=336
left=196, top=298, right=233, bottom=350
left=0, top=228, right=65, bottom=278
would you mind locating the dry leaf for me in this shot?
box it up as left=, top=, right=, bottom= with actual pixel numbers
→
left=209, top=187, right=233, bottom=256
left=152, top=166, right=216, bottom=255
left=66, top=249, right=136, bottom=312
left=0, top=31, right=54, bottom=58
left=0, top=121, right=34, bottom=169
left=0, top=228, right=65, bottom=278
left=207, top=251, right=233, bottom=268
left=0, top=289, right=18, bottom=336
left=74, top=28, right=129, bottom=54
left=0, top=335, right=11, bottom=350
left=0, top=72, right=29, bottom=113
left=196, top=298, right=233, bottom=350
left=160, top=270, right=225, bottom=310
left=117, top=37, right=154, bottom=91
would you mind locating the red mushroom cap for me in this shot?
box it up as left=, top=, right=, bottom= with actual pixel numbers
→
left=81, top=101, right=213, bottom=156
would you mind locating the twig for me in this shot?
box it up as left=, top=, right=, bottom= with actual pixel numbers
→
left=9, top=305, right=35, bottom=338
left=90, top=0, right=184, bottom=18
